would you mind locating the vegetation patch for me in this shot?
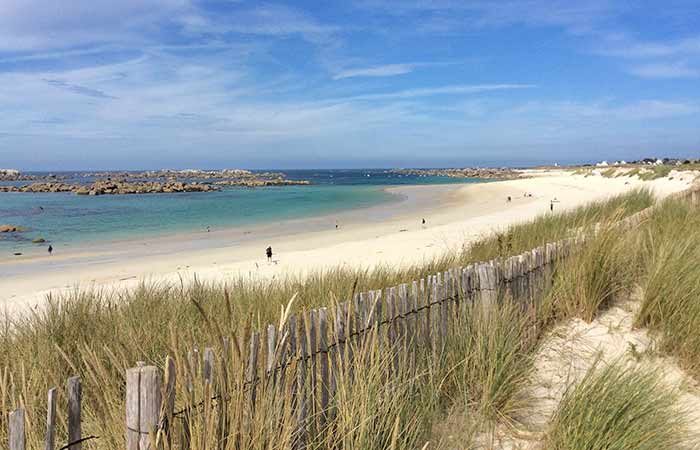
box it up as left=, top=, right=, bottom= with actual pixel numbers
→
left=544, top=361, right=690, bottom=450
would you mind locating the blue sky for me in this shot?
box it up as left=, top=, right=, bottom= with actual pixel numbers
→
left=0, top=0, right=699, bottom=170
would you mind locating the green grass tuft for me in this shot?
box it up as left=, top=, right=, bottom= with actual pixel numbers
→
left=544, top=361, right=690, bottom=450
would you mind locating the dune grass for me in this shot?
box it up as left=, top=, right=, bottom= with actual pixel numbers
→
left=544, top=361, right=690, bottom=450
left=462, top=188, right=652, bottom=263
left=634, top=197, right=700, bottom=378
left=442, top=300, right=536, bottom=424
left=0, top=188, right=657, bottom=448
left=544, top=224, right=635, bottom=322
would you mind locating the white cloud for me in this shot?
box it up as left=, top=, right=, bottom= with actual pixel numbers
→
left=178, top=4, right=339, bottom=45
left=333, top=64, right=415, bottom=79
left=337, top=84, right=535, bottom=101
left=0, top=0, right=190, bottom=50
left=355, top=0, right=620, bottom=35
left=628, top=61, right=700, bottom=79
left=600, top=36, right=700, bottom=59
left=504, top=99, right=700, bottom=121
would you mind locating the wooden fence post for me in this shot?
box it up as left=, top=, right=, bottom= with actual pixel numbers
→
left=67, top=376, right=81, bottom=450
left=162, top=356, right=176, bottom=448
left=126, top=366, right=163, bottom=450
left=477, top=263, right=498, bottom=308
left=294, top=316, right=309, bottom=449
left=266, top=324, right=277, bottom=376
left=8, top=408, right=25, bottom=450
left=203, top=347, right=215, bottom=386
left=45, top=388, right=57, bottom=450
left=246, top=331, right=260, bottom=413
left=317, top=308, right=330, bottom=428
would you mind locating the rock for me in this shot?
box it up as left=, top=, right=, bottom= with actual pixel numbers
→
left=32, top=237, right=46, bottom=243
left=0, top=224, right=26, bottom=233
left=0, top=170, right=311, bottom=194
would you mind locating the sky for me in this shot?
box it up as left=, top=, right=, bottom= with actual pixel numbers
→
left=0, top=0, right=699, bottom=170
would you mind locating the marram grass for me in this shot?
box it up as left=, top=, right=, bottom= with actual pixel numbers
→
left=544, top=361, right=691, bottom=450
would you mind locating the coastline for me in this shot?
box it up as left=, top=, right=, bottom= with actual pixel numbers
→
left=1, top=170, right=695, bottom=315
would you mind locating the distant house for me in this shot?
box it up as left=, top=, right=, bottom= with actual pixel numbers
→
left=595, top=161, right=609, bottom=167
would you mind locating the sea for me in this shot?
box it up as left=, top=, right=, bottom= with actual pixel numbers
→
left=0, top=169, right=485, bottom=254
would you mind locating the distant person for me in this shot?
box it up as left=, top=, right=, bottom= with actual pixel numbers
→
left=422, top=218, right=426, bottom=226
left=266, top=246, right=273, bottom=262
left=335, top=220, right=339, bottom=230
left=48, top=245, right=53, bottom=255
left=507, top=196, right=511, bottom=202
left=550, top=200, right=554, bottom=212
left=206, top=226, right=210, bottom=232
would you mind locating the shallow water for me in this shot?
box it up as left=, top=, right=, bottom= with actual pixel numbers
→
left=0, top=169, right=482, bottom=254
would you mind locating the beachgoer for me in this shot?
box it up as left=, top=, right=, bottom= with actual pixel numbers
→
left=422, top=218, right=426, bottom=225
left=266, top=246, right=273, bottom=261
left=507, top=196, right=511, bottom=202
left=550, top=201, right=554, bottom=212
left=206, top=226, right=210, bottom=232
left=48, top=245, right=53, bottom=255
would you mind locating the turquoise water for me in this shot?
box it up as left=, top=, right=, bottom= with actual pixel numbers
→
left=0, top=169, right=483, bottom=253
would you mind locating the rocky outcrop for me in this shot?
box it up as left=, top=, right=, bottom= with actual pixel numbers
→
left=0, top=169, right=20, bottom=179
left=0, top=169, right=312, bottom=194
left=391, top=167, right=523, bottom=180
left=0, top=224, right=26, bottom=233
left=0, top=170, right=65, bottom=181
left=214, top=178, right=310, bottom=187
left=1, top=180, right=219, bottom=195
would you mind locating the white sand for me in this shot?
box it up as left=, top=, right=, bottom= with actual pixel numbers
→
left=1, top=169, right=695, bottom=315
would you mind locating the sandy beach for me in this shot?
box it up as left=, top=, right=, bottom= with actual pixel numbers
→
left=1, top=169, right=695, bottom=315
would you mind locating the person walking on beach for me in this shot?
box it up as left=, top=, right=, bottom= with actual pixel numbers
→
left=422, top=218, right=426, bottom=226
left=266, top=246, right=273, bottom=262
left=48, top=245, right=53, bottom=255
left=550, top=200, right=554, bottom=212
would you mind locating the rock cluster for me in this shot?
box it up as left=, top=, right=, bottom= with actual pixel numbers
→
left=0, top=224, right=26, bottom=233
left=0, top=169, right=64, bottom=181
left=0, top=169, right=312, bottom=195
left=0, top=180, right=219, bottom=195
left=214, top=178, right=310, bottom=187
left=1, top=183, right=74, bottom=193
left=391, top=167, right=522, bottom=179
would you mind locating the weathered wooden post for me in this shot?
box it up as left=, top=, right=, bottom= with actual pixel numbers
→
left=8, top=408, right=25, bottom=450
left=45, top=387, right=57, bottom=450
left=294, top=317, right=309, bottom=449
left=246, top=331, right=261, bottom=412
left=317, top=307, right=330, bottom=427
left=161, top=356, right=176, bottom=448
left=126, top=365, right=163, bottom=450
left=67, top=376, right=82, bottom=450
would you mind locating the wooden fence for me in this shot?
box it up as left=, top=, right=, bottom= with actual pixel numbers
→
left=7, top=185, right=700, bottom=450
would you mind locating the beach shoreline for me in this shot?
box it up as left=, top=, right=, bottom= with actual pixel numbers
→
left=1, top=169, right=695, bottom=315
